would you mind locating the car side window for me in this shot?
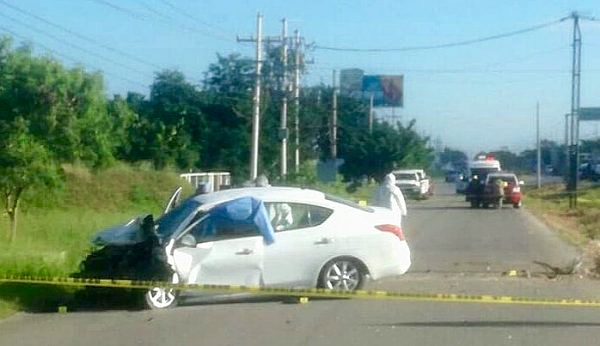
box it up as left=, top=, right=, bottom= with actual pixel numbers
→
left=188, top=214, right=260, bottom=242
left=265, top=202, right=333, bottom=232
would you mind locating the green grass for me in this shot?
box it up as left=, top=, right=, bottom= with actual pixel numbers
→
left=525, top=182, right=600, bottom=245
left=0, top=163, right=193, bottom=318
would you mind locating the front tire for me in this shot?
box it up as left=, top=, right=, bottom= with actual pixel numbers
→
left=144, top=273, right=180, bottom=309
left=145, top=287, right=178, bottom=309
left=319, top=258, right=365, bottom=291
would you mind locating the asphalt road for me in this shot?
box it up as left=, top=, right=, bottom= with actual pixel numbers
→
left=2, top=182, right=599, bottom=346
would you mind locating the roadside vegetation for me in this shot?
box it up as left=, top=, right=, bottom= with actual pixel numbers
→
left=0, top=164, right=193, bottom=316
left=525, top=182, right=600, bottom=274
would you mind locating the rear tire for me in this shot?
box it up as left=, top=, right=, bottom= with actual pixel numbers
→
left=470, top=200, right=479, bottom=208
left=513, top=201, right=522, bottom=209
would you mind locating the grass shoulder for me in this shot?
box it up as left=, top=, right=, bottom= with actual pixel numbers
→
left=0, top=163, right=193, bottom=318
left=524, top=182, right=600, bottom=273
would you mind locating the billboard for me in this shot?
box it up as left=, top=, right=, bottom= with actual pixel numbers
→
left=362, top=75, right=404, bottom=107
left=340, top=68, right=364, bottom=98
left=580, top=107, right=600, bottom=121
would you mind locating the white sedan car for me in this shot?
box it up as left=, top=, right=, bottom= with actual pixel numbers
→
left=92, top=187, right=411, bottom=309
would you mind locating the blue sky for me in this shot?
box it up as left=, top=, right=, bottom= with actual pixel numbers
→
left=1, top=0, right=600, bottom=155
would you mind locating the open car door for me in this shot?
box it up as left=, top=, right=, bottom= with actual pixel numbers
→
left=163, top=187, right=183, bottom=215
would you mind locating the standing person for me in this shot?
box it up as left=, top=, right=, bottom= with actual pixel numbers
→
left=372, top=173, right=408, bottom=225
left=255, top=174, right=271, bottom=187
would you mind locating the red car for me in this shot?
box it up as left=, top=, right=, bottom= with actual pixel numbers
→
left=485, top=172, right=524, bottom=208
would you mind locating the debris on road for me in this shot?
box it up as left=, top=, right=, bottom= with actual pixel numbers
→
left=533, top=258, right=582, bottom=279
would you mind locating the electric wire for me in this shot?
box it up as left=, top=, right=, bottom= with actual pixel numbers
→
left=315, top=17, right=569, bottom=52
left=0, top=25, right=149, bottom=89
left=91, top=0, right=234, bottom=42
left=0, top=0, right=162, bottom=70
left=0, top=11, right=148, bottom=76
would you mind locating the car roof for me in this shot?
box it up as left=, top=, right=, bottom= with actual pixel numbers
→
left=487, top=172, right=517, bottom=178
left=192, top=186, right=326, bottom=205
left=393, top=169, right=421, bottom=174
left=469, top=160, right=501, bottom=169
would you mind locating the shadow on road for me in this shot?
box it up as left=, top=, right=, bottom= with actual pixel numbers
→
left=372, top=320, right=600, bottom=328
left=1, top=282, right=342, bottom=314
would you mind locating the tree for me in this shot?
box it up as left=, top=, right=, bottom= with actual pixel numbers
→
left=0, top=37, right=114, bottom=168
left=339, top=120, right=432, bottom=182
left=0, top=125, right=59, bottom=242
left=438, top=147, right=468, bottom=170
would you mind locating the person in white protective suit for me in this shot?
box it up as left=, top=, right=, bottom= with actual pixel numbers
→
left=269, top=203, right=294, bottom=231
left=372, top=173, right=407, bottom=225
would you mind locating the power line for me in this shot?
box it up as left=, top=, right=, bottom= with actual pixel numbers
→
left=91, top=0, right=233, bottom=42
left=90, top=0, right=147, bottom=20
left=315, top=17, right=568, bottom=52
left=0, top=25, right=148, bottom=89
left=0, top=0, right=162, bottom=70
left=156, top=0, right=234, bottom=37
left=0, top=11, right=148, bottom=76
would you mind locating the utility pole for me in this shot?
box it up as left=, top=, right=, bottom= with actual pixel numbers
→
left=293, top=30, right=301, bottom=173
left=536, top=102, right=541, bottom=189
left=564, top=113, right=570, bottom=181
left=331, top=70, right=338, bottom=159
left=237, top=13, right=263, bottom=181
left=368, top=93, right=374, bottom=133
left=568, top=12, right=582, bottom=208
left=279, top=18, right=288, bottom=179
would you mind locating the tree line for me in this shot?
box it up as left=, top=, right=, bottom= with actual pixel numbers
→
left=0, top=36, right=432, bottom=241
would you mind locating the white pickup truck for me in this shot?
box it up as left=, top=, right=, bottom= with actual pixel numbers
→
left=393, top=169, right=430, bottom=199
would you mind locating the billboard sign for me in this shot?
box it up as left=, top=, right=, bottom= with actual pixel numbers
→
left=579, top=107, right=600, bottom=121
left=362, top=75, right=404, bottom=107
left=340, top=68, right=364, bottom=98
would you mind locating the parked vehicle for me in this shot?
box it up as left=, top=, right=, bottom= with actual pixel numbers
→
left=82, top=187, right=412, bottom=309
left=393, top=169, right=430, bottom=199
left=455, top=173, right=469, bottom=194
left=461, top=155, right=502, bottom=197
left=445, top=170, right=461, bottom=183
left=467, top=172, right=524, bottom=209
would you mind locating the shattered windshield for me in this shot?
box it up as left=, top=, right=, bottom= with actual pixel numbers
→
left=156, top=199, right=201, bottom=239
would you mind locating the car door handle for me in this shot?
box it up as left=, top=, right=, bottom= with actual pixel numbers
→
left=235, top=248, right=253, bottom=255
left=314, top=238, right=333, bottom=245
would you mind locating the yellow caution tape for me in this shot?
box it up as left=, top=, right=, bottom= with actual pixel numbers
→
left=2, top=274, right=600, bottom=307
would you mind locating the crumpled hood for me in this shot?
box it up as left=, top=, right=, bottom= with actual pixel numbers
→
left=91, top=215, right=151, bottom=246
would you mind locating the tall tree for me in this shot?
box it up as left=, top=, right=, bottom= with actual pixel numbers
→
left=0, top=123, right=59, bottom=242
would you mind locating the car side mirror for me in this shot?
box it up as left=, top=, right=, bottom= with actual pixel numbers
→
left=180, top=234, right=197, bottom=248
left=519, top=181, right=525, bottom=186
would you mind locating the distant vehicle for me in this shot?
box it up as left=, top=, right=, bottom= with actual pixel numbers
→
left=468, top=156, right=502, bottom=181
left=579, top=163, right=600, bottom=181
left=455, top=173, right=469, bottom=194
left=445, top=170, right=461, bottom=183
left=458, top=155, right=502, bottom=195
left=83, top=187, right=411, bottom=309
left=468, top=172, right=524, bottom=209
left=393, top=169, right=430, bottom=199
